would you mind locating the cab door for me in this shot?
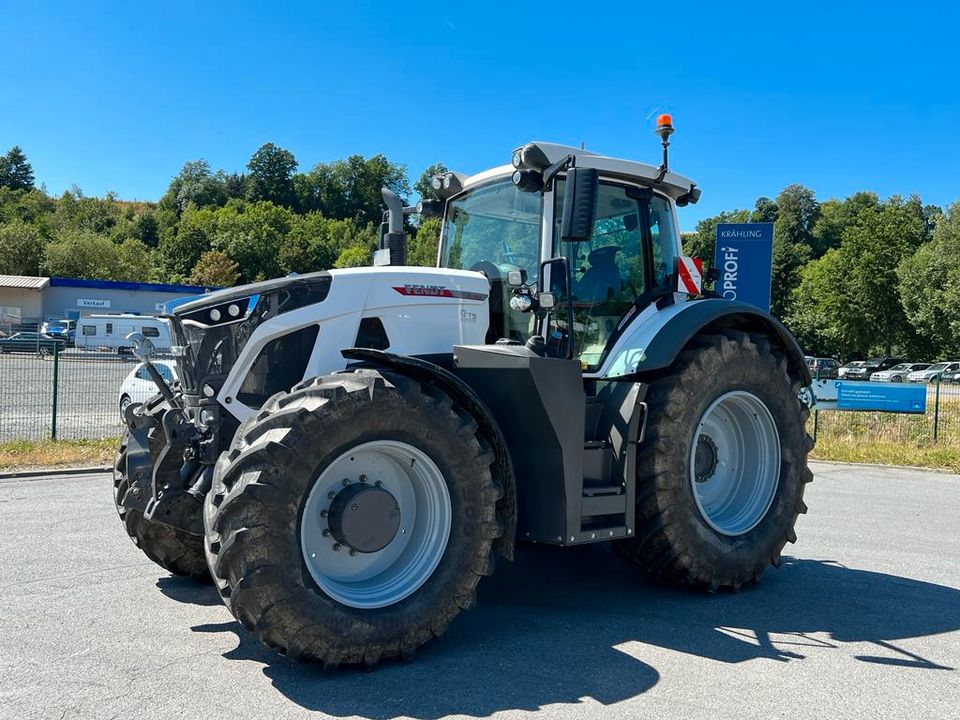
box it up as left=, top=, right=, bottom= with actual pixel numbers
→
left=549, top=178, right=680, bottom=370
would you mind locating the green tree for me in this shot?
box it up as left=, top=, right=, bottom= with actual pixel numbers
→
left=898, top=201, right=960, bottom=357
left=115, top=238, right=156, bottom=282
left=158, top=205, right=216, bottom=277
left=213, top=201, right=295, bottom=281
left=246, top=143, right=297, bottom=207
left=0, top=146, right=35, bottom=191
left=811, top=192, right=879, bottom=258
left=161, top=160, right=229, bottom=212
left=414, top=163, right=448, bottom=201
left=407, top=217, right=441, bottom=266
left=190, top=250, right=240, bottom=287
left=42, top=229, right=120, bottom=279
left=751, top=196, right=778, bottom=224
left=52, top=188, right=120, bottom=234
left=771, top=184, right=819, bottom=318
left=296, top=154, right=409, bottom=225
left=0, top=221, right=45, bottom=275
left=335, top=245, right=371, bottom=268
left=787, top=249, right=854, bottom=357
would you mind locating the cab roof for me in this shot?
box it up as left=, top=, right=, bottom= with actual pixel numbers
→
left=462, top=141, right=699, bottom=203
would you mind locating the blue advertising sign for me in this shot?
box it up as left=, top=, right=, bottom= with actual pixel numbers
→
left=835, top=381, right=926, bottom=413
left=714, top=223, right=774, bottom=312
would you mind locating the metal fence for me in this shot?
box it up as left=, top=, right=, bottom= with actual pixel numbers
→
left=0, top=348, right=146, bottom=442
left=810, top=380, right=960, bottom=446
left=2, top=347, right=960, bottom=447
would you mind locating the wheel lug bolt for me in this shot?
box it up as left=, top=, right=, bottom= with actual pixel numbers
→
left=351, top=503, right=359, bottom=511
left=322, top=529, right=330, bottom=537
left=320, top=510, right=328, bottom=518
left=332, top=543, right=342, bottom=552
left=359, top=474, right=368, bottom=483
left=349, top=549, right=357, bottom=556
left=342, top=478, right=351, bottom=486
left=375, top=480, right=383, bottom=488
left=328, top=491, right=336, bottom=499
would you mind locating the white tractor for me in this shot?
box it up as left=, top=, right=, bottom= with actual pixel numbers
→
left=114, top=118, right=814, bottom=666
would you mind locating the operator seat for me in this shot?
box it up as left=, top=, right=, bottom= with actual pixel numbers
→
left=575, top=246, right=621, bottom=304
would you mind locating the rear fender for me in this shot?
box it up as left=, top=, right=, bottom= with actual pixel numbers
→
left=596, top=299, right=812, bottom=386
left=342, top=348, right=517, bottom=560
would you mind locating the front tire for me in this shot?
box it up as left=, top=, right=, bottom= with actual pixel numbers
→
left=204, top=369, right=502, bottom=666
left=615, top=330, right=813, bottom=590
left=113, top=393, right=208, bottom=579
left=118, top=395, right=131, bottom=423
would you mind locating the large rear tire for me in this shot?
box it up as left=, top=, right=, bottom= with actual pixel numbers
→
left=113, top=393, right=208, bottom=580
left=204, top=369, right=502, bottom=666
left=614, top=330, right=813, bottom=590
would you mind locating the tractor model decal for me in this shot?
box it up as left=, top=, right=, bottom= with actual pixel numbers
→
left=392, top=285, right=487, bottom=302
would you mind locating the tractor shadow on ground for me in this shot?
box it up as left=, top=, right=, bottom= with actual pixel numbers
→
left=156, top=575, right=223, bottom=607
left=190, top=543, right=960, bottom=719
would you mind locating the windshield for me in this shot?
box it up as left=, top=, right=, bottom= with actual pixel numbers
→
left=889, top=364, right=911, bottom=371
left=440, top=178, right=542, bottom=342
left=927, top=363, right=949, bottom=372
left=440, top=179, right=541, bottom=281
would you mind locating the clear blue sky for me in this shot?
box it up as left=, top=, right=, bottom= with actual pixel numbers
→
left=2, top=1, right=958, bottom=230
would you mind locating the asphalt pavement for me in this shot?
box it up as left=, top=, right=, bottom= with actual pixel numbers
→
left=0, top=462, right=957, bottom=720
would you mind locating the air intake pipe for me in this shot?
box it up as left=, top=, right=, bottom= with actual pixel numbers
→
left=379, top=188, right=407, bottom=266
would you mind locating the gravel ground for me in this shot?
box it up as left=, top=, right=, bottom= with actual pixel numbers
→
left=0, top=461, right=957, bottom=720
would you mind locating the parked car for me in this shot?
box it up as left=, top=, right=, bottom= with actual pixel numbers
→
left=838, top=360, right=865, bottom=379
left=870, top=362, right=930, bottom=382
left=807, top=357, right=840, bottom=379
left=0, top=332, right=67, bottom=355
left=118, top=360, right=178, bottom=421
left=41, top=319, right=77, bottom=347
left=845, top=357, right=906, bottom=381
left=906, top=361, right=960, bottom=383
left=941, top=367, right=960, bottom=384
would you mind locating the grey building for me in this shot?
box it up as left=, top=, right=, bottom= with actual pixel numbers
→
left=0, top=275, right=215, bottom=332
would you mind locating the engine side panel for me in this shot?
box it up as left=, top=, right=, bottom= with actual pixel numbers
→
left=217, top=267, right=491, bottom=421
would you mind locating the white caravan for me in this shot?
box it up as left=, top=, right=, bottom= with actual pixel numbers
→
left=75, top=314, right=171, bottom=352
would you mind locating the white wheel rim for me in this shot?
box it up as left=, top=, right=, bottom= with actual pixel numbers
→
left=299, top=440, right=452, bottom=609
left=689, top=391, right=781, bottom=536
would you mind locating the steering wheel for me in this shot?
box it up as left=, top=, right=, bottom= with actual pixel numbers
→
left=469, top=261, right=502, bottom=280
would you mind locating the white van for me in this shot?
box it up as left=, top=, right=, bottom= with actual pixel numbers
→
left=75, top=314, right=172, bottom=352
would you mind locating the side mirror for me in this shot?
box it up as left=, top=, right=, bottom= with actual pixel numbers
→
left=559, top=167, right=599, bottom=242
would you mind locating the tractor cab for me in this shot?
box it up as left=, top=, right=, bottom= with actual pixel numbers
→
left=432, top=135, right=698, bottom=371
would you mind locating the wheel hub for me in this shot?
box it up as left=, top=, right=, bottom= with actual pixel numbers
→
left=327, top=483, right=401, bottom=553
left=694, top=435, right=719, bottom=483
